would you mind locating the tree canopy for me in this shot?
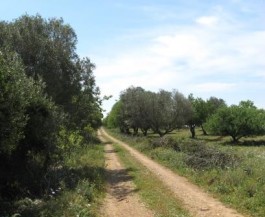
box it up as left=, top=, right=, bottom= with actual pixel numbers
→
left=105, top=87, right=192, bottom=137
left=206, top=101, right=265, bottom=142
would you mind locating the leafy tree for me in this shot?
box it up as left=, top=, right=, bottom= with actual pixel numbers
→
left=206, top=101, right=265, bottom=142
left=120, top=87, right=145, bottom=135
left=0, top=51, right=31, bottom=155
left=70, top=58, right=102, bottom=131
left=107, top=87, right=192, bottom=137
left=0, top=50, right=62, bottom=198
left=0, top=14, right=102, bottom=131
left=105, top=101, right=124, bottom=129
left=0, top=14, right=103, bottom=205
left=188, top=94, right=226, bottom=138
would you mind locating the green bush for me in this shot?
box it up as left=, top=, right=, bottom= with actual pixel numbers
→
left=0, top=51, right=63, bottom=200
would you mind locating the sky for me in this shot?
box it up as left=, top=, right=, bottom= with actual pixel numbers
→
left=1, top=0, right=264, bottom=115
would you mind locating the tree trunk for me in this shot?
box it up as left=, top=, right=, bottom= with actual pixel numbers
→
left=133, top=127, right=138, bottom=136
left=189, top=124, right=196, bottom=138
left=141, top=128, right=148, bottom=136
left=201, top=124, right=207, bottom=135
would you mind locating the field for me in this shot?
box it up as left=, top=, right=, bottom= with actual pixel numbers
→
left=105, top=128, right=265, bottom=217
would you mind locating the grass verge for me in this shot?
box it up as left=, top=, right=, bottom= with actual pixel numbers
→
left=113, top=143, right=190, bottom=217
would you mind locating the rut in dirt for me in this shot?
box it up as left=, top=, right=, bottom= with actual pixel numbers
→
left=100, top=128, right=245, bottom=217
left=98, top=131, right=154, bottom=217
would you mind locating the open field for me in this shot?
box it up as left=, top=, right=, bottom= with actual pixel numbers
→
left=105, top=127, right=265, bottom=217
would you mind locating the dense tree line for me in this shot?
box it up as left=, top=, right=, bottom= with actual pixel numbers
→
left=0, top=14, right=102, bottom=206
left=104, top=86, right=265, bottom=141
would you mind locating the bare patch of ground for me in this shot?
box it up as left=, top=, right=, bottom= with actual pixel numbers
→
left=100, top=128, right=246, bottom=217
left=98, top=131, right=154, bottom=217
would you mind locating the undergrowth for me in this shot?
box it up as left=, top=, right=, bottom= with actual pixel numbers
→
left=1, top=136, right=105, bottom=217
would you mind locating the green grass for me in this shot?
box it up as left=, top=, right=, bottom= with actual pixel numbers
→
left=113, top=143, right=190, bottom=217
left=105, top=127, right=265, bottom=217
left=8, top=144, right=106, bottom=217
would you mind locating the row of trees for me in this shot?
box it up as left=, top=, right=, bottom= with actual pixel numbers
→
left=0, top=15, right=102, bottom=201
left=104, top=86, right=265, bottom=142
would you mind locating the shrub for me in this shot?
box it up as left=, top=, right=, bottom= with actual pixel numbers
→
left=149, top=137, right=181, bottom=151
left=182, top=142, right=240, bottom=170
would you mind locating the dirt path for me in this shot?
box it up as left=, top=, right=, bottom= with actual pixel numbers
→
left=100, top=128, right=246, bottom=217
left=98, top=131, right=154, bottom=217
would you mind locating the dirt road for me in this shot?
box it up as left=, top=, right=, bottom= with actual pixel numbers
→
left=98, top=131, right=154, bottom=217
left=100, top=128, right=245, bottom=217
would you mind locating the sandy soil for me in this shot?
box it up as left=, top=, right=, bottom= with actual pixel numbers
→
left=100, top=128, right=246, bottom=217
left=98, top=131, right=154, bottom=217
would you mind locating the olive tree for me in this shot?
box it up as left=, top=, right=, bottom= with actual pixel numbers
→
left=206, top=101, right=265, bottom=142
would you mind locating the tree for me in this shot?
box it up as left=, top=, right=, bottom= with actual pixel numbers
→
left=107, top=87, right=192, bottom=137
left=188, top=94, right=226, bottom=138
left=0, top=51, right=62, bottom=198
left=206, top=101, right=265, bottom=142
left=120, top=87, right=146, bottom=135
left=70, top=58, right=102, bottom=130
left=147, top=90, right=191, bottom=137
left=0, top=14, right=102, bottom=131
left=105, top=101, right=125, bottom=129
left=0, top=14, right=103, bottom=202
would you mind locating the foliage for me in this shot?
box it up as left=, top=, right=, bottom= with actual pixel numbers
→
left=104, top=100, right=124, bottom=129
left=187, top=94, right=226, bottom=138
left=120, top=86, right=150, bottom=135
left=0, top=51, right=31, bottom=155
left=148, top=90, right=192, bottom=137
left=206, top=101, right=265, bottom=142
left=0, top=14, right=103, bottom=214
left=106, top=86, right=192, bottom=137
left=1, top=143, right=105, bottom=217
left=0, top=51, right=64, bottom=200
left=0, top=15, right=102, bottom=131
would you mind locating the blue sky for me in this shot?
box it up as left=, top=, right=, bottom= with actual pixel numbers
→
left=1, top=0, right=264, bottom=114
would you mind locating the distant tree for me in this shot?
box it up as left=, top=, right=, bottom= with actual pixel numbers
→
left=188, top=94, right=226, bottom=137
left=147, top=90, right=174, bottom=137
left=206, top=101, right=265, bottom=142
left=148, top=90, right=191, bottom=137
left=120, top=87, right=146, bottom=135
left=108, top=87, right=192, bottom=137
left=106, top=101, right=123, bottom=128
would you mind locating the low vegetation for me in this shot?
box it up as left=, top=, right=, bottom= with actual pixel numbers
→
left=106, top=128, right=265, bottom=217
left=0, top=129, right=105, bottom=216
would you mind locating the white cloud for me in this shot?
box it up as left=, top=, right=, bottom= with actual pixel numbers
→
left=195, top=16, right=219, bottom=27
